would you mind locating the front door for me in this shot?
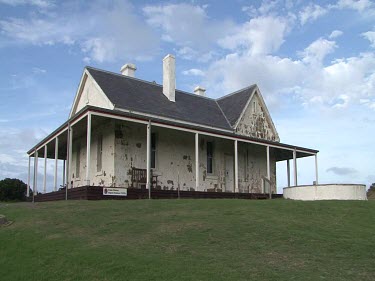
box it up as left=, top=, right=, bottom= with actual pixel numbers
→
left=225, top=154, right=234, bottom=192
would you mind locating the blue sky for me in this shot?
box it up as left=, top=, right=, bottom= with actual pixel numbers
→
left=0, top=0, right=374, bottom=191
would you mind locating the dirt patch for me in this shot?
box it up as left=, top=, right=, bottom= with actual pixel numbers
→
left=0, top=214, right=13, bottom=227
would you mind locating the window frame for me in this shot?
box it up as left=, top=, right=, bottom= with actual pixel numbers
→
left=151, top=133, right=157, bottom=169
left=75, top=143, right=81, bottom=178
left=97, top=134, right=103, bottom=173
left=207, top=141, right=213, bottom=174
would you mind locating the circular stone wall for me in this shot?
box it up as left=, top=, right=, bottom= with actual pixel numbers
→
left=283, top=184, right=367, bottom=201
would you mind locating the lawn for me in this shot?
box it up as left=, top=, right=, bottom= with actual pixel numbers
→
left=0, top=199, right=374, bottom=281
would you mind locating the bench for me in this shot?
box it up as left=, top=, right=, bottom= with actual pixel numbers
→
left=131, top=168, right=157, bottom=189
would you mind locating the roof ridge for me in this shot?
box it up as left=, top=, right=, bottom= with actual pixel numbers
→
left=86, top=66, right=215, bottom=101
left=215, top=99, right=233, bottom=129
left=216, top=84, right=257, bottom=101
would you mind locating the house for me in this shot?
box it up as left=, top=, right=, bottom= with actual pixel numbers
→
left=26, top=54, right=319, bottom=199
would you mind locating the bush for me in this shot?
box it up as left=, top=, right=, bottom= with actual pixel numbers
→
left=0, top=178, right=31, bottom=201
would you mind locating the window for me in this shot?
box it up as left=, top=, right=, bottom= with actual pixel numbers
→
left=151, top=133, right=156, bottom=169
left=97, top=135, right=103, bottom=172
left=253, top=101, right=257, bottom=113
left=207, top=141, right=213, bottom=174
left=76, top=143, right=81, bottom=178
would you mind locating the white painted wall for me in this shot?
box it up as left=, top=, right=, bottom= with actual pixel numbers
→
left=283, top=184, right=367, bottom=201
left=70, top=119, right=115, bottom=187
left=72, top=74, right=113, bottom=115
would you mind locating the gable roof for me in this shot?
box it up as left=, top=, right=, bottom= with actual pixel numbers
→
left=86, top=67, right=232, bottom=130
left=216, top=85, right=257, bottom=127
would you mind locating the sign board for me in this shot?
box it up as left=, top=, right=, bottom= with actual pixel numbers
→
left=103, top=188, right=127, bottom=196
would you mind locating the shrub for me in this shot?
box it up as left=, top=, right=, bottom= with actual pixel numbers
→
left=0, top=178, right=31, bottom=201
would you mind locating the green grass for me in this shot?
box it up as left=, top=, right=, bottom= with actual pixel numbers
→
left=0, top=199, right=374, bottom=281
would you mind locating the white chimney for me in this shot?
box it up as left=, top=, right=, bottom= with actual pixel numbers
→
left=163, top=54, right=176, bottom=102
left=120, top=63, right=136, bottom=77
left=194, top=86, right=206, bottom=97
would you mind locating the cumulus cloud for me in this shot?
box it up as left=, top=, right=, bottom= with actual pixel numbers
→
left=0, top=1, right=158, bottom=62
left=182, top=68, right=205, bottom=76
left=300, top=38, right=337, bottom=65
left=218, top=16, right=291, bottom=55
left=0, top=17, right=76, bottom=46
left=335, top=0, right=374, bottom=12
left=143, top=3, right=234, bottom=60
left=242, top=0, right=281, bottom=17
left=0, top=0, right=54, bottom=8
left=299, top=3, right=328, bottom=25
left=329, top=30, right=343, bottom=39
left=362, top=31, right=375, bottom=48
left=204, top=40, right=375, bottom=111
left=326, top=167, right=358, bottom=175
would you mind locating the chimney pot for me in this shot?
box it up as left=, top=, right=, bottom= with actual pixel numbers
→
left=120, top=63, right=136, bottom=77
left=194, top=86, right=206, bottom=97
left=163, top=54, right=176, bottom=102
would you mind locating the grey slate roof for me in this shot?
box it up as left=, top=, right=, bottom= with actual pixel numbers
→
left=86, top=67, right=253, bottom=131
left=217, top=85, right=256, bottom=127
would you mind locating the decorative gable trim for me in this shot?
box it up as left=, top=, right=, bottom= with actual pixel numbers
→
left=234, top=85, right=279, bottom=142
left=69, top=69, right=115, bottom=118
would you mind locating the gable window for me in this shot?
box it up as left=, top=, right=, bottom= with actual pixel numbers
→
left=207, top=141, right=213, bottom=174
left=253, top=101, right=257, bottom=113
left=76, top=143, right=81, bottom=178
left=97, top=134, right=103, bottom=172
left=151, top=133, right=156, bottom=169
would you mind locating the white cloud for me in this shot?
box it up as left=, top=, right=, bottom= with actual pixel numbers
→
left=32, top=67, right=47, bottom=74
left=362, top=31, right=375, bottom=48
left=332, top=94, right=350, bottom=108
left=0, top=0, right=54, bottom=8
left=204, top=39, right=375, bottom=112
left=143, top=3, right=234, bottom=60
left=182, top=68, right=205, bottom=76
left=360, top=98, right=375, bottom=110
left=300, top=38, right=337, bottom=65
left=329, top=30, right=343, bottom=39
left=218, top=16, right=291, bottom=55
left=335, top=0, right=374, bottom=12
left=257, top=0, right=280, bottom=15
left=0, top=17, right=76, bottom=46
left=242, top=1, right=285, bottom=17
left=0, top=1, right=158, bottom=63
left=299, top=3, right=328, bottom=25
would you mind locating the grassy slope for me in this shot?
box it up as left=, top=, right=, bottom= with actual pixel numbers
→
left=0, top=199, right=374, bottom=281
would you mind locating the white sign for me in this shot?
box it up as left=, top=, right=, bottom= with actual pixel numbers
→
left=103, top=188, right=127, bottom=196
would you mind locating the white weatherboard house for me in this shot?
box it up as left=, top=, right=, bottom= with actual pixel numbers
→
left=26, top=54, right=320, bottom=199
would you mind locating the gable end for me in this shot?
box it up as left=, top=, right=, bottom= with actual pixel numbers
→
left=234, top=87, right=280, bottom=142
left=69, top=69, right=114, bottom=118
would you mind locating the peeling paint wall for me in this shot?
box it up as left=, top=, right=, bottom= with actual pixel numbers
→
left=236, top=94, right=279, bottom=142
left=70, top=119, right=115, bottom=187
left=114, top=121, right=147, bottom=188
left=69, top=118, right=276, bottom=193
left=111, top=120, right=275, bottom=193
left=238, top=144, right=276, bottom=193
left=74, top=75, right=112, bottom=115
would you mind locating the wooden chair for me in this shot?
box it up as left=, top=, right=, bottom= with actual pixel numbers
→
left=131, top=168, right=154, bottom=189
